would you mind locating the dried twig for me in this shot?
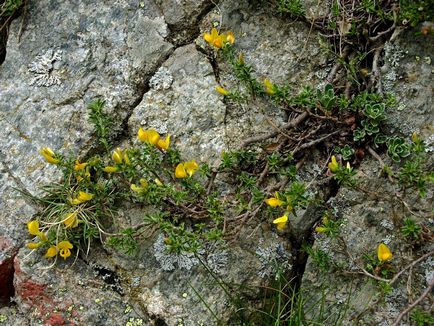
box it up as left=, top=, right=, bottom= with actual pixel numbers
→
left=392, top=276, right=434, bottom=326
left=242, top=112, right=309, bottom=147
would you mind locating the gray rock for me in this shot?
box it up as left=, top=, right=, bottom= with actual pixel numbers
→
left=381, top=29, right=434, bottom=138
left=129, top=43, right=227, bottom=164
left=0, top=0, right=173, bottom=196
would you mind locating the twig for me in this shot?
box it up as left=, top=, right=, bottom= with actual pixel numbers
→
left=389, top=250, right=434, bottom=285
left=292, top=130, right=340, bottom=156
left=242, top=112, right=309, bottom=147
left=367, top=145, right=394, bottom=182
left=206, top=170, right=218, bottom=195
left=391, top=277, right=434, bottom=326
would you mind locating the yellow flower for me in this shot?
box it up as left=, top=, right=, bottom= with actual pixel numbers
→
left=58, top=241, right=73, bottom=259
left=216, top=86, right=229, bottom=96
left=273, top=214, right=288, bottom=231
left=203, top=28, right=235, bottom=49
left=27, top=220, right=40, bottom=236
left=103, top=166, right=119, bottom=173
left=137, top=128, right=160, bottom=145
left=328, top=155, right=339, bottom=173
left=203, top=28, right=220, bottom=47
left=71, top=191, right=94, bottom=205
left=131, top=179, right=148, bottom=193
left=265, top=193, right=283, bottom=207
left=184, top=160, right=199, bottom=176
left=264, top=79, right=276, bottom=95
left=26, top=242, right=42, bottom=249
left=175, top=163, right=187, bottom=178
left=74, top=161, right=88, bottom=171
left=44, top=246, right=57, bottom=258
left=63, top=212, right=79, bottom=228
left=76, top=168, right=91, bottom=182
left=157, top=135, right=170, bottom=151
left=112, top=148, right=123, bottom=164
left=411, top=132, right=419, bottom=143
left=123, top=150, right=131, bottom=165
left=154, top=178, right=163, bottom=186
left=226, top=31, right=235, bottom=45
left=39, top=147, right=60, bottom=164
left=315, top=226, right=328, bottom=233
left=175, top=161, right=199, bottom=178
left=377, top=243, right=393, bottom=262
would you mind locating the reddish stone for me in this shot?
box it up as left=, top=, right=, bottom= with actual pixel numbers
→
left=13, top=256, right=70, bottom=325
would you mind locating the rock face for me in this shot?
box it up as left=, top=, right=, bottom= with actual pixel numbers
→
left=299, top=29, right=434, bottom=325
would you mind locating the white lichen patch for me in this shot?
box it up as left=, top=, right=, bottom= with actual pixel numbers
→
left=382, top=42, right=405, bottom=93
left=256, top=241, right=292, bottom=279
left=149, top=67, right=173, bottom=91
left=153, top=234, right=199, bottom=271
left=380, top=219, right=394, bottom=231
left=28, top=49, right=62, bottom=87
left=153, top=234, right=228, bottom=272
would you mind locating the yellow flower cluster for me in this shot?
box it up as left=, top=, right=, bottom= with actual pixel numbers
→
left=138, top=128, right=170, bottom=151
left=265, top=192, right=293, bottom=231
left=203, top=28, right=235, bottom=49
left=175, top=160, right=199, bottom=178
left=74, top=160, right=91, bottom=181
left=26, top=221, right=74, bottom=259
left=104, top=148, right=131, bottom=173
left=26, top=220, right=48, bottom=249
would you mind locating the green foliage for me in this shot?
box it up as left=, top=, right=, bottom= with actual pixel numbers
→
left=335, top=145, right=355, bottom=161
left=401, top=218, right=422, bottom=240
left=315, top=212, right=342, bottom=238
left=88, top=99, right=114, bottom=153
left=317, top=84, right=337, bottom=112
left=386, top=136, right=411, bottom=162
left=277, top=0, right=304, bottom=17
left=399, top=0, right=434, bottom=27
left=333, top=163, right=357, bottom=187
left=0, top=0, right=22, bottom=16
left=107, top=228, right=138, bottom=255
left=410, top=308, right=434, bottom=326
left=303, top=245, right=331, bottom=272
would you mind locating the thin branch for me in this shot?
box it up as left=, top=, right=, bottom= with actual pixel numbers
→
left=242, top=112, right=309, bottom=147
left=392, top=276, right=434, bottom=326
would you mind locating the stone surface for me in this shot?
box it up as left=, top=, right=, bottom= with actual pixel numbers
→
left=1, top=0, right=433, bottom=324
left=381, top=29, right=434, bottom=138
left=0, top=0, right=173, bottom=195
left=299, top=27, right=434, bottom=326
left=13, top=248, right=146, bottom=325
left=129, top=43, right=227, bottom=164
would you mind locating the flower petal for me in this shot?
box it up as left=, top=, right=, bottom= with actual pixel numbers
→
left=377, top=243, right=393, bottom=262
left=27, top=220, right=40, bottom=236
left=175, top=163, right=187, bottom=178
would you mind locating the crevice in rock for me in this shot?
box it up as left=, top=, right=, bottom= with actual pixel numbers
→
left=90, top=2, right=220, bottom=155
left=0, top=0, right=25, bottom=65
left=0, top=251, right=17, bottom=307
left=287, top=177, right=341, bottom=304
left=163, top=0, right=217, bottom=47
